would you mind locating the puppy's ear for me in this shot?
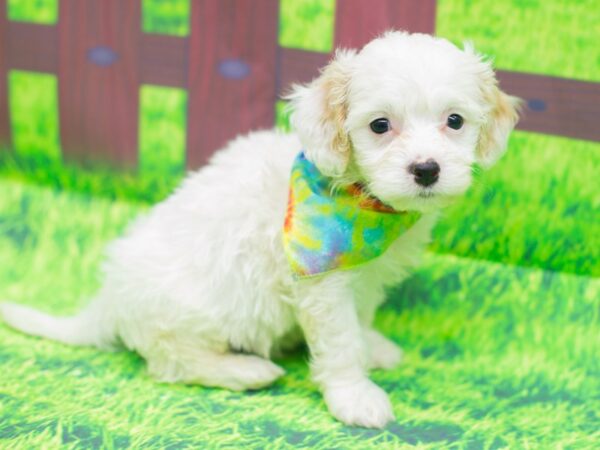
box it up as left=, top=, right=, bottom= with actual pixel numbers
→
left=464, top=41, right=522, bottom=169
left=286, top=50, right=356, bottom=177
left=477, top=84, right=522, bottom=168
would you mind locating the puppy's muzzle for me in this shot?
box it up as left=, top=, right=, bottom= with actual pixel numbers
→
left=409, top=159, right=440, bottom=187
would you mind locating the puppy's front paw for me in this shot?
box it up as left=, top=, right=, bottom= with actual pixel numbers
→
left=365, top=330, right=403, bottom=370
left=324, top=379, right=395, bottom=428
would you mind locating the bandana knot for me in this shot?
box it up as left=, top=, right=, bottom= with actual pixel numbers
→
left=283, top=152, right=422, bottom=278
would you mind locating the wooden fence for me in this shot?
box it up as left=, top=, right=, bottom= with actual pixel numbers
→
left=0, top=0, right=598, bottom=170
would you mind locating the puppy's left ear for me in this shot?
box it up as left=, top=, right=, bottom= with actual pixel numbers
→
left=477, top=85, right=522, bottom=168
left=286, top=50, right=356, bottom=177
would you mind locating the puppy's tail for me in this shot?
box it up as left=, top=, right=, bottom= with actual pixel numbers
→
left=0, top=299, right=115, bottom=348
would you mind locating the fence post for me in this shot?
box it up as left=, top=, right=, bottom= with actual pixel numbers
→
left=58, top=0, right=140, bottom=167
left=334, top=0, right=436, bottom=48
left=186, top=0, right=279, bottom=169
left=0, top=0, right=10, bottom=149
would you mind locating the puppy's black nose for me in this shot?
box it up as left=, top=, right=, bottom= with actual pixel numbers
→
left=409, top=160, right=440, bottom=187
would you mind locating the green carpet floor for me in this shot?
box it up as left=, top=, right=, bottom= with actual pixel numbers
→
left=1, top=178, right=598, bottom=449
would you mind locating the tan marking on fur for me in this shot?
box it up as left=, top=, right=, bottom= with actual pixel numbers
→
left=477, top=85, right=522, bottom=163
left=319, top=53, right=352, bottom=160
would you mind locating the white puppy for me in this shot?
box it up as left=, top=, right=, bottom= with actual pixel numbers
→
left=1, top=31, right=519, bottom=428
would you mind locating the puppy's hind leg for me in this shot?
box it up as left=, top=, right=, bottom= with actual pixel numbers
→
left=364, top=329, right=403, bottom=370
left=143, top=341, right=285, bottom=391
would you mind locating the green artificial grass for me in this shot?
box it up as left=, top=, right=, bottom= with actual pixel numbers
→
left=139, top=85, right=187, bottom=178
left=8, top=71, right=61, bottom=162
left=142, top=0, right=190, bottom=37
left=0, top=151, right=179, bottom=205
left=275, top=100, right=292, bottom=132
left=0, top=180, right=140, bottom=309
left=279, top=0, right=336, bottom=52
left=7, top=0, right=57, bottom=24
left=0, top=178, right=598, bottom=449
left=436, top=0, right=600, bottom=82
left=432, top=132, right=600, bottom=277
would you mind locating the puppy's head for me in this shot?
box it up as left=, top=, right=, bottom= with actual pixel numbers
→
left=288, top=31, right=520, bottom=212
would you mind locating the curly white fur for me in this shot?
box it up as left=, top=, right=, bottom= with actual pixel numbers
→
left=1, top=31, right=519, bottom=428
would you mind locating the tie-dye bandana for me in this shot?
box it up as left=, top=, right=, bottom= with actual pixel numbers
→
left=283, top=152, right=422, bottom=279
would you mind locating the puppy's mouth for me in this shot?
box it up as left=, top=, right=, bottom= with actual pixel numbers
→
left=360, top=180, right=456, bottom=213
left=390, top=187, right=460, bottom=213
left=417, top=189, right=436, bottom=199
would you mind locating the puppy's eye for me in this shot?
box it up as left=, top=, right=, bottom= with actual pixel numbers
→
left=369, top=118, right=391, bottom=134
left=447, top=114, right=464, bottom=130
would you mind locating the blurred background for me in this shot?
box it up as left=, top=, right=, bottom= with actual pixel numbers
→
left=0, top=1, right=598, bottom=448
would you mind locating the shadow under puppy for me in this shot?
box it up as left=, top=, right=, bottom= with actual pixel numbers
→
left=1, top=31, right=519, bottom=428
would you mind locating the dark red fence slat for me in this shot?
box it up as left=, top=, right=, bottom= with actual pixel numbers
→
left=6, top=22, right=57, bottom=73
left=0, top=0, right=10, bottom=148
left=278, top=48, right=329, bottom=95
left=334, top=0, right=436, bottom=49
left=498, top=71, right=600, bottom=142
left=58, top=0, right=140, bottom=167
left=4, top=26, right=188, bottom=90
left=186, top=0, right=279, bottom=168
left=140, top=34, right=187, bottom=88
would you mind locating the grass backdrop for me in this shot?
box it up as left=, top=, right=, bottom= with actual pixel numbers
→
left=1, top=0, right=599, bottom=448
left=1, top=179, right=598, bottom=449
